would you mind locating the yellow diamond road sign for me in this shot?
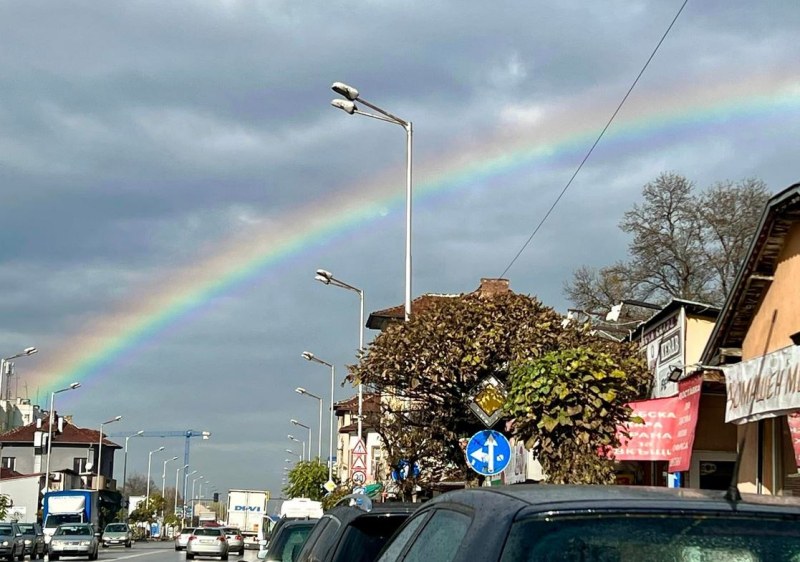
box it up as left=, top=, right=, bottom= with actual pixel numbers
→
left=323, top=480, right=336, bottom=493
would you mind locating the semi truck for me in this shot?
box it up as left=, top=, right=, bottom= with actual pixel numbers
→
left=225, top=489, right=269, bottom=549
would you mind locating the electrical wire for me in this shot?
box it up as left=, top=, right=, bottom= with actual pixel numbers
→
left=500, top=0, right=690, bottom=278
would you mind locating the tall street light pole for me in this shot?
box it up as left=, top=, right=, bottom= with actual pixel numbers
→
left=145, top=446, right=165, bottom=509
left=122, top=430, right=144, bottom=499
left=331, top=81, right=413, bottom=322
left=96, top=416, right=122, bottom=491
left=290, top=420, right=312, bottom=461
left=1, top=347, right=37, bottom=403
left=295, top=389, right=322, bottom=460
left=301, top=352, right=335, bottom=484
left=315, top=269, right=366, bottom=441
left=287, top=436, right=305, bottom=461
left=44, top=382, right=80, bottom=493
left=175, top=463, right=188, bottom=518
left=191, top=476, right=204, bottom=523
left=161, top=456, right=178, bottom=496
left=183, top=470, right=197, bottom=525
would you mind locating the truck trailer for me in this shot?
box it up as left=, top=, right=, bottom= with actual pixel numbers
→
left=225, top=489, right=269, bottom=549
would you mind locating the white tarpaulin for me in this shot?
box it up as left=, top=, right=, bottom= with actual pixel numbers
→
left=725, top=345, right=800, bottom=424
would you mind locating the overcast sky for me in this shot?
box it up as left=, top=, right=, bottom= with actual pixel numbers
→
left=1, top=1, right=799, bottom=499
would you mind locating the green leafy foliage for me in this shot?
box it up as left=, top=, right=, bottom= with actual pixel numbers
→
left=128, top=493, right=166, bottom=524
left=506, top=347, right=646, bottom=484
left=284, top=460, right=329, bottom=501
left=349, top=287, right=649, bottom=493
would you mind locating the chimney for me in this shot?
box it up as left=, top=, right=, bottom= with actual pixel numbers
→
left=477, top=278, right=510, bottom=298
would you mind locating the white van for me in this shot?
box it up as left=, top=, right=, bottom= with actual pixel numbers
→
left=279, top=498, right=323, bottom=519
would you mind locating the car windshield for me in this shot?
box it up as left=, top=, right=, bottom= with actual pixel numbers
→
left=105, top=524, right=128, bottom=532
left=500, top=514, right=800, bottom=561
left=194, top=529, right=222, bottom=536
left=332, top=514, right=411, bottom=562
left=55, top=526, right=91, bottom=536
left=0, top=528, right=14, bottom=537
left=17, top=525, right=34, bottom=533
left=224, top=528, right=239, bottom=535
left=267, top=524, right=314, bottom=562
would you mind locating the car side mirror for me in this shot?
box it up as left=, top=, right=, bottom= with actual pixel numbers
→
left=257, top=549, right=268, bottom=560
left=94, top=533, right=101, bottom=538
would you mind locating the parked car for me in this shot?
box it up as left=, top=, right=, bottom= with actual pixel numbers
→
left=16, top=523, right=45, bottom=560
left=48, top=524, right=98, bottom=561
left=257, top=519, right=317, bottom=562
left=175, top=527, right=196, bottom=551
left=0, top=522, right=25, bottom=562
left=375, top=484, right=800, bottom=561
left=186, top=527, right=229, bottom=560
left=101, top=522, right=133, bottom=548
left=222, top=527, right=244, bottom=555
left=296, top=497, right=417, bottom=562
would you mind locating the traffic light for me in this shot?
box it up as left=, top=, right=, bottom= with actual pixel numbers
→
left=213, top=492, right=219, bottom=503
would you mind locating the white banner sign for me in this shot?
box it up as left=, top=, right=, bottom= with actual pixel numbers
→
left=725, top=345, right=800, bottom=424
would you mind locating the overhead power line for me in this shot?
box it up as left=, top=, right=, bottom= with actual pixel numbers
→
left=500, top=0, right=690, bottom=278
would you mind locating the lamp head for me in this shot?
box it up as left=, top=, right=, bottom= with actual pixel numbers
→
left=69, top=382, right=81, bottom=390
left=170, top=456, right=178, bottom=461
left=157, top=446, right=165, bottom=452
left=302, top=351, right=314, bottom=362
left=331, top=81, right=359, bottom=101
left=288, top=435, right=295, bottom=440
left=330, top=99, right=356, bottom=115
left=315, top=274, right=331, bottom=285
left=136, top=430, right=145, bottom=436
left=295, top=387, right=306, bottom=395
left=23, top=347, right=38, bottom=356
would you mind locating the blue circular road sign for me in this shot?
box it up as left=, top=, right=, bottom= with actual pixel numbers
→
left=466, top=429, right=511, bottom=476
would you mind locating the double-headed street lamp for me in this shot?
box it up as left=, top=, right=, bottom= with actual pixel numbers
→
left=295, top=389, right=322, bottom=460
left=288, top=436, right=306, bottom=461
left=122, top=430, right=145, bottom=498
left=44, top=382, right=81, bottom=493
left=301, top=351, right=335, bottom=483
left=145, top=446, right=165, bottom=508
left=331, top=81, right=413, bottom=322
left=1, top=347, right=37, bottom=402
left=315, top=269, right=366, bottom=441
left=290, top=420, right=312, bottom=461
left=96, top=416, right=122, bottom=491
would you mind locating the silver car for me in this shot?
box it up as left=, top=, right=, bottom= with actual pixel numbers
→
left=0, top=522, right=25, bottom=562
left=48, top=524, right=98, bottom=561
left=175, top=527, right=196, bottom=551
left=222, top=528, right=244, bottom=555
left=101, top=523, right=132, bottom=548
left=186, top=527, right=228, bottom=560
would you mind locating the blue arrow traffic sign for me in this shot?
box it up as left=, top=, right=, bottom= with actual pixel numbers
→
left=466, top=429, right=511, bottom=476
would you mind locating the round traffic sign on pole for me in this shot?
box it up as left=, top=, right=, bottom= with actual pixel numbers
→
left=465, top=429, right=511, bottom=476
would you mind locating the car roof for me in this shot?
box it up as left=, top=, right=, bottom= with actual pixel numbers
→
left=427, top=484, right=800, bottom=517
left=323, top=503, right=418, bottom=525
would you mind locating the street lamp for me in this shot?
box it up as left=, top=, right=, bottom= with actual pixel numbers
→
left=161, top=456, right=178, bottom=496
left=301, top=351, right=335, bottom=483
left=295, top=388, right=322, bottom=460
left=1, top=347, right=37, bottom=402
left=285, top=448, right=302, bottom=462
left=96, top=415, right=122, bottom=491
left=175, top=463, right=188, bottom=518
left=145, top=446, right=165, bottom=509
left=288, top=436, right=305, bottom=461
left=122, top=430, right=145, bottom=498
left=315, top=269, right=366, bottom=441
left=191, top=475, right=204, bottom=523
left=290, top=420, right=312, bottom=461
left=331, top=81, right=413, bottom=322
left=44, top=382, right=80, bottom=493
left=183, top=469, right=197, bottom=525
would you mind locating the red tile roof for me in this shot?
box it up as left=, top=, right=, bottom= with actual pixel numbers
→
left=334, top=393, right=380, bottom=414
left=0, top=415, right=120, bottom=448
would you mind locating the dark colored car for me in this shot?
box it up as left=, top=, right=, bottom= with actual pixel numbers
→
left=375, top=484, right=800, bottom=561
left=0, top=522, right=24, bottom=562
left=257, top=519, right=316, bottom=562
left=15, top=524, right=44, bottom=560
left=296, top=499, right=417, bottom=562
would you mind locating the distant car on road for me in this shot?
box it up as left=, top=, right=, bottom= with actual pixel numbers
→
left=16, top=523, right=45, bottom=560
left=101, top=523, right=132, bottom=548
left=186, top=527, right=229, bottom=560
left=48, top=524, right=98, bottom=561
left=222, top=527, right=244, bottom=555
left=175, top=527, right=196, bottom=551
left=296, top=498, right=417, bottom=562
left=0, top=522, right=25, bottom=562
left=375, top=484, right=800, bottom=561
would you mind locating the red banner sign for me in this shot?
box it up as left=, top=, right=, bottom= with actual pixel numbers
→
left=613, top=375, right=702, bottom=472
left=787, top=413, right=800, bottom=469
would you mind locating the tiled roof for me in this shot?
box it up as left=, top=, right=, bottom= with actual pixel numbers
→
left=334, top=393, right=380, bottom=414
left=0, top=467, right=24, bottom=479
left=338, top=422, right=376, bottom=434
left=0, top=415, right=120, bottom=448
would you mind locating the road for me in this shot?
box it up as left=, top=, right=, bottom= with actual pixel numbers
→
left=48, top=542, right=261, bottom=562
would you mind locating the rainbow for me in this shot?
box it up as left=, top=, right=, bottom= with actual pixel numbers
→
left=28, top=72, right=800, bottom=392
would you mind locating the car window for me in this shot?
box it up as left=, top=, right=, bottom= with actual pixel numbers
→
left=499, top=514, right=800, bottom=562
left=18, top=525, right=33, bottom=533
left=376, top=514, right=428, bottom=562
left=181, top=528, right=196, bottom=535
left=303, top=517, right=341, bottom=561
left=0, top=528, right=13, bottom=537
left=295, top=517, right=332, bottom=560
left=332, top=513, right=411, bottom=562
left=269, top=525, right=314, bottom=562
left=401, top=510, right=471, bottom=562
left=195, top=528, right=221, bottom=536
left=106, top=524, right=128, bottom=532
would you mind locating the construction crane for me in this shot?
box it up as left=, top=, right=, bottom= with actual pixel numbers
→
left=109, top=429, right=210, bottom=499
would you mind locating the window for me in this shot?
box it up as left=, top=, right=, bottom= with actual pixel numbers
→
left=402, top=510, right=471, bottom=562
left=376, top=514, right=427, bottom=562
left=73, top=457, right=89, bottom=473
left=1, top=457, right=15, bottom=471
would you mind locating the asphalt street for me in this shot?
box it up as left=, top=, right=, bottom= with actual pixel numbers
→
left=47, top=542, right=260, bottom=562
